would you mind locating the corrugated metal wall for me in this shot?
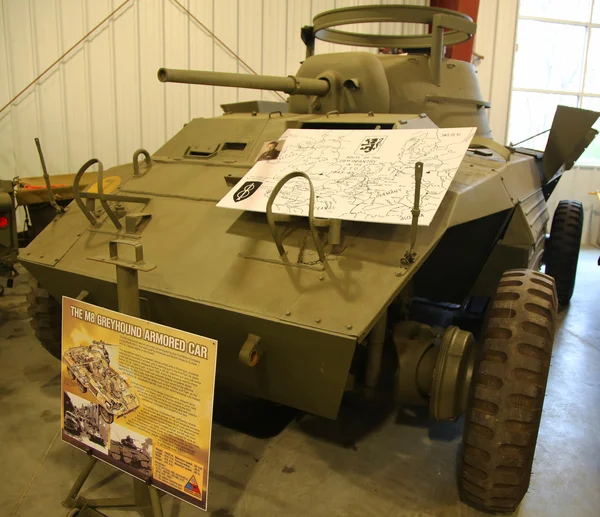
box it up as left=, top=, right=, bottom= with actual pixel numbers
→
left=0, top=0, right=428, bottom=182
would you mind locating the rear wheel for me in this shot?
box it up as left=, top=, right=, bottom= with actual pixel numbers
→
left=545, top=200, right=583, bottom=306
left=27, top=278, right=62, bottom=359
left=460, top=269, right=557, bottom=513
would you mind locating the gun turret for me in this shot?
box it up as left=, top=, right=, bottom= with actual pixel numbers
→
left=157, top=68, right=330, bottom=97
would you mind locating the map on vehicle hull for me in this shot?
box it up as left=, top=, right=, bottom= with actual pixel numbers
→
left=217, top=127, right=476, bottom=226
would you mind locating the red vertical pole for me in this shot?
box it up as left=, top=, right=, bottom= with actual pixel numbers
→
left=429, top=0, right=480, bottom=62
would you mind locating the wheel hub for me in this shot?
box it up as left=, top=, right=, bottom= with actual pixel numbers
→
left=393, top=321, right=475, bottom=420
left=430, top=326, right=475, bottom=421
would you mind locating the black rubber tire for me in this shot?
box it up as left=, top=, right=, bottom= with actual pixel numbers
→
left=545, top=200, right=583, bottom=306
left=460, top=269, right=557, bottom=513
left=77, top=380, right=87, bottom=393
left=27, top=277, right=62, bottom=360
left=99, top=406, right=115, bottom=424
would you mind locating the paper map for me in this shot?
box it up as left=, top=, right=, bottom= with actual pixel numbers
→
left=217, top=127, right=476, bottom=226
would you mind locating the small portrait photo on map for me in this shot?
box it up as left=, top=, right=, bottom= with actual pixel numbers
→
left=63, top=391, right=109, bottom=453
left=109, top=423, right=153, bottom=478
left=255, top=139, right=285, bottom=162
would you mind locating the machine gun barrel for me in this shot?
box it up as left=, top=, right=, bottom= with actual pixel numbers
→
left=157, top=68, right=330, bottom=96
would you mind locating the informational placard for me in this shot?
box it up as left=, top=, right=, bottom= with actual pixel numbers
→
left=61, top=297, right=217, bottom=511
left=217, top=127, right=476, bottom=226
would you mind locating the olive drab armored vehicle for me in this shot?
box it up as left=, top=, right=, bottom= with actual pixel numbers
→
left=109, top=436, right=152, bottom=475
left=64, top=341, right=140, bottom=424
left=22, top=4, right=597, bottom=513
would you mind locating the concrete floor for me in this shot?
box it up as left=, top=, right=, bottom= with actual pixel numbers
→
left=1, top=249, right=599, bottom=517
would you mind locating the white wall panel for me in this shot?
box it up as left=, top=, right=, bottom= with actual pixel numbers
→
left=262, top=0, right=287, bottom=102
left=238, top=0, right=263, bottom=103
left=213, top=0, right=238, bottom=114
left=285, top=0, right=311, bottom=74
left=138, top=0, right=166, bottom=154
left=0, top=3, right=17, bottom=178
left=189, top=0, right=215, bottom=118
left=164, top=0, right=190, bottom=135
left=112, top=0, right=141, bottom=163
left=31, top=0, right=65, bottom=177
left=472, top=0, right=497, bottom=104
left=4, top=0, right=38, bottom=179
left=87, top=1, right=118, bottom=166
left=58, top=0, right=92, bottom=173
left=480, top=0, right=518, bottom=144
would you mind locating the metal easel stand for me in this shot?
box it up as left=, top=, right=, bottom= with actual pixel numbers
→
left=63, top=240, right=161, bottom=517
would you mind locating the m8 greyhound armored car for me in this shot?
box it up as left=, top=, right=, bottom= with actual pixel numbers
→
left=22, top=5, right=596, bottom=512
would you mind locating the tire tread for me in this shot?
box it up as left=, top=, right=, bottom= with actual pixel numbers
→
left=545, top=200, right=583, bottom=306
left=460, top=269, right=557, bottom=513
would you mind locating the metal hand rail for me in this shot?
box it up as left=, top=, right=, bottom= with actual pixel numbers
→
left=132, top=148, right=152, bottom=176
left=265, top=172, right=326, bottom=263
left=73, top=158, right=150, bottom=230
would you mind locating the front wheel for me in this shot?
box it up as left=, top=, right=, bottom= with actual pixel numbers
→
left=460, top=269, right=557, bottom=513
left=76, top=380, right=87, bottom=393
left=99, top=406, right=115, bottom=424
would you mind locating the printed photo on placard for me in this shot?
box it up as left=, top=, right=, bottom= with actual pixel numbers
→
left=63, top=391, right=109, bottom=454
left=109, top=423, right=153, bottom=477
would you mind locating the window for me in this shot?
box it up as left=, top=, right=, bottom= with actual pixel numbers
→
left=507, top=0, right=600, bottom=166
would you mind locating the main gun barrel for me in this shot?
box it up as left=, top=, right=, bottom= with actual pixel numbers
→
left=157, top=68, right=330, bottom=96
